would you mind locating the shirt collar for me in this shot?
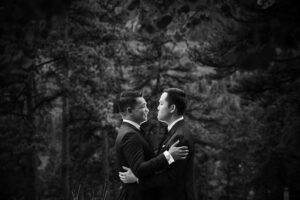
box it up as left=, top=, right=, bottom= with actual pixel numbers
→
left=167, top=116, right=184, bottom=131
left=123, top=119, right=141, bottom=131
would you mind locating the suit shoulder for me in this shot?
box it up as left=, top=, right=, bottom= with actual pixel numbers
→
left=116, top=125, right=139, bottom=144
left=117, top=127, right=136, bottom=138
left=176, top=122, right=194, bottom=141
left=176, top=122, right=191, bottom=134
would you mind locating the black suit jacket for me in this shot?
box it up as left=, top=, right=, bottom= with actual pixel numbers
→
left=115, top=122, right=169, bottom=200
left=139, top=120, right=196, bottom=200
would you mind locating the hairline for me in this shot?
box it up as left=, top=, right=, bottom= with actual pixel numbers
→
left=162, top=88, right=186, bottom=115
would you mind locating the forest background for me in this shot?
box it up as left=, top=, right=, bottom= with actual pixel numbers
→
left=0, top=0, right=299, bottom=200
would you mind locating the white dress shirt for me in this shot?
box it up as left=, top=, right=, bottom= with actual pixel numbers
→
left=123, top=119, right=141, bottom=130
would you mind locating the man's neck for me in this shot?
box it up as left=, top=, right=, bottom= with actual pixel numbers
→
left=123, top=117, right=140, bottom=125
left=166, top=116, right=184, bottom=131
left=166, top=115, right=182, bottom=126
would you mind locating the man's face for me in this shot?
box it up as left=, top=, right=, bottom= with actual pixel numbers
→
left=131, top=97, right=149, bottom=124
left=157, top=92, right=172, bottom=123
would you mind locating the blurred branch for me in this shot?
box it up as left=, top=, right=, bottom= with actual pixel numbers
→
left=222, top=4, right=270, bottom=24
left=0, top=111, right=27, bottom=118
left=33, top=57, right=64, bottom=70
left=230, top=13, right=269, bottom=24
left=186, top=112, right=219, bottom=123
left=194, top=139, right=221, bottom=149
left=186, top=42, right=235, bottom=70
left=271, top=55, right=300, bottom=62
left=33, top=91, right=64, bottom=112
left=133, top=77, right=151, bottom=90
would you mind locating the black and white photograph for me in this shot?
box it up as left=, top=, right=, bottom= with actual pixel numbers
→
left=1, top=0, right=299, bottom=200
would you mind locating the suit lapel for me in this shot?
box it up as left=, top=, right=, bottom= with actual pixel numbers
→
left=159, top=120, right=184, bottom=153
left=122, top=122, right=152, bottom=149
left=157, top=126, right=168, bottom=153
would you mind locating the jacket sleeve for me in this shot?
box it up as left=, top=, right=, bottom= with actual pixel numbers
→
left=121, top=132, right=169, bottom=179
left=138, top=134, right=189, bottom=189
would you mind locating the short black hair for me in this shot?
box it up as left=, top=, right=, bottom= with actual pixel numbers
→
left=163, top=88, right=187, bottom=115
left=117, top=91, right=143, bottom=113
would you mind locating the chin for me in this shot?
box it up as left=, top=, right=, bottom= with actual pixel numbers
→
left=157, top=116, right=163, bottom=122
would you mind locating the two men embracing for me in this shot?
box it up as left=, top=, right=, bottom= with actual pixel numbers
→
left=115, top=88, right=195, bottom=200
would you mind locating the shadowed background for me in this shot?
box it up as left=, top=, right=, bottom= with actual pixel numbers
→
left=0, top=0, right=300, bottom=200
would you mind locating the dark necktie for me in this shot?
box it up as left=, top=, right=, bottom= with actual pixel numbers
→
left=140, top=127, right=146, bottom=136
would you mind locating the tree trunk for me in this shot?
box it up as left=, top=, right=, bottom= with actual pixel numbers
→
left=25, top=71, right=38, bottom=200
left=154, top=44, right=162, bottom=95
left=225, top=163, right=231, bottom=200
left=62, top=93, right=70, bottom=200
left=102, top=128, right=110, bottom=200
left=62, top=12, right=70, bottom=200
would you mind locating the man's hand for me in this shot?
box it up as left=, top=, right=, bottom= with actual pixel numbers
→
left=168, top=140, right=189, bottom=161
left=119, top=166, right=138, bottom=184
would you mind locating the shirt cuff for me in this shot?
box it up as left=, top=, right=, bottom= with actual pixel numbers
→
left=163, top=151, right=175, bottom=165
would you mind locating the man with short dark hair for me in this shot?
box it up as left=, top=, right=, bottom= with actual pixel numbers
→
left=115, top=91, right=189, bottom=200
left=119, top=88, right=196, bottom=200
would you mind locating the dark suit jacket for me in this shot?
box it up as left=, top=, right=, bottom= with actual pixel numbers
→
left=115, top=121, right=169, bottom=200
left=139, top=120, right=196, bottom=200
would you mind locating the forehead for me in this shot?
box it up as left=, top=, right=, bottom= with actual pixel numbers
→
left=135, top=97, right=146, bottom=105
left=159, top=92, right=168, bottom=102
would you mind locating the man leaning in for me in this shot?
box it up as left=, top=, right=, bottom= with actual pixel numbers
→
left=115, top=91, right=189, bottom=200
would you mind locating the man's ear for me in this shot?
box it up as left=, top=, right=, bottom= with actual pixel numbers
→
left=170, top=104, right=176, bottom=113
